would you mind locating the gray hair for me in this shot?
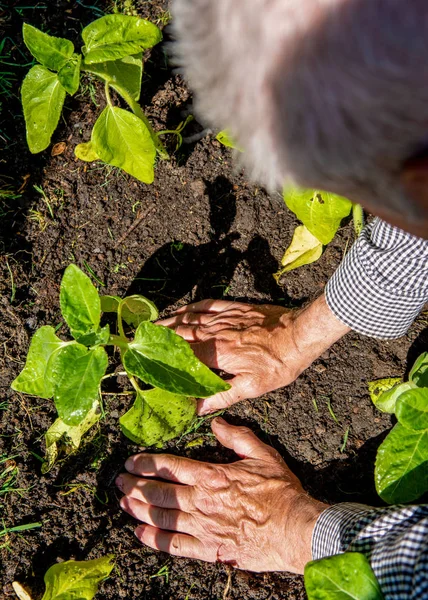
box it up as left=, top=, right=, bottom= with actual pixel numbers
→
left=172, top=0, right=428, bottom=222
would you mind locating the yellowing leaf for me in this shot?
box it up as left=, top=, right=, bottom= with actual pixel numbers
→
left=23, top=23, right=74, bottom=71
left=12, top=582, right=33, bottom=600
left=42, top=401, right=101, bottom=473
left=41, top=555, right=114, bottom=600
left=75, top=141, right=99, bottom=162
left=120, top=388, right=196, bottom=446
left=274, top=225, right=323, bottom=281
left=92, top=106, right=156, bottom=183
left=215, top=130, right=243, bottom=151
left=284, top=187, right=352, bottom=245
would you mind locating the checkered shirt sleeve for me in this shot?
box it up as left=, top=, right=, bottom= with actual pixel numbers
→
left=325, top=218, right=428, bottom=339
left=312, top=503, right=428, bottom=600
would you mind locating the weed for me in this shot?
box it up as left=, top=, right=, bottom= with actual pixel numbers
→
left=83, top=260, right=106, bottom=287
left=325, top=398, right=339, bottom=424
left=340, top=427, right=350, bottom=453
left=150, top=562, right=170, bottom=583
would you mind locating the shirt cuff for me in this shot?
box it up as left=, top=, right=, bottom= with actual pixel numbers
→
left=312, top=503, right=373, bottom=559
left=325, top=220, right=428, bottom=339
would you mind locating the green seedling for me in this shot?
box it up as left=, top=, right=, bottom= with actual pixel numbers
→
left=368, top=352, right=428, bottom=504
left=11, top=264, right=230, bottom=472
left=12, top=554, right=114, bottom=600
left=305, top=552, right=384, bottom=600
left=21, top=15, right=170, bottom=183
left=150, top=562, right=170, bottom=583
left=0, top=520, right=42, bottom=551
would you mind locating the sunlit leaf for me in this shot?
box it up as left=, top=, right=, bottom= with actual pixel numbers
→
left=375, top=423, right=428, bottom=504
left=60, top=264, right=101, bottom=339
left=57, top=53, right=81, bottom=95
left=76, top=325, right=110, bottom=348
left=119, top=295, right=159, bottom=328
left=49, top=345, right=108, bottom=426
left=274, top=225, right=323, bottom=281
left=82, top=15, right=161, bottom=64
left=283, top=187, right=352, bottom=245
left=100, top=295, right=121, bottom=313
left=21, top=65, right=66, bottom=153
left=11, top=326, right=66, bottom=398
left=23, top=23, right=74, bottom=71
left=396, top=388, right=428, bottom=431
left=91, top=106, right=156, bottom=183
left=409, top=352, right=428, bottom=388
left=120, top=388, right=196, bottom=446
left=305, top=552, right=384, bottom=600
left=82, top=53, right=143, bottom=101
left=215, top=130, right=243, bottom=151
left=123, top=322, right=230, bottom=397
left=41, top=555, right=114, bottom=600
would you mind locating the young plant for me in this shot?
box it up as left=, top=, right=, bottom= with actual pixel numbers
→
left=215, top=133, right=362, bottom=275
left=368, top=353, right=428, bottom=504
left=21, top=15, right=170, bottom=183
left=11, top=265, right=229, bottom=472
left=12, top=554, right=114, bottom=600
left=305, top=552, right=384, bottom=600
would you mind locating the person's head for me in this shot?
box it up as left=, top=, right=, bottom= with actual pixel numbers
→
left=172, top=0, right=428, bottom=237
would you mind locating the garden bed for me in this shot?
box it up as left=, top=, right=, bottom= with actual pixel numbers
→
left=1, top=1, right=427, bottom=598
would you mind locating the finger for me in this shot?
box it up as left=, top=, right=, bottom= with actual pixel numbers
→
left=211, top=417, right=276, bottom=461
left=172, top=299, right=241, bottom=314
left=135, top=524, right=218, bottom=562
left=197, top=375, right=252, bottom=415
left=116, top=474, right=193, bottom=511
left=125, top=453, right=208, bottom=485
left=120, top=496, right=194, bottom=534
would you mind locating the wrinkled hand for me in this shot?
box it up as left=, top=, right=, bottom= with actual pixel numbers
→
left=116, top=418, right=327, bottom=573
left=158, top=296, right=349, bottom=414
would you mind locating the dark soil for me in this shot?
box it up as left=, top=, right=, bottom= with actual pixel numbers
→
left=1, top=1, right=427, bottom=599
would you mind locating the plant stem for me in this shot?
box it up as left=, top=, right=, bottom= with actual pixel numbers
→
left=107, top=335, right=129, bottom=350
left=104, top=81, right=112, bottom=107
left=115, top=87, right=169, bottom=159
left=129, top=376, right=142, bottom=394
left=352, top=203, right=364, bottom=237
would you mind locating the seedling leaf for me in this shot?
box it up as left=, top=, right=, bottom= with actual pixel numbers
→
left=92, top=106, right=156, bottom=183
left=119, top=295, right=159, bottom=328
left=284, top=187, right=352, bottom=245
left=100, top=295, right=121, bottom=312
left=274, top=225, right=323, bottom=280
left=49, top=345, right=108, bottom=426
left=75, top=141, right=99, bottom=162
left=120, top=388, right=196, bottom=446
left=82, top=15, right=161, bottom=64
left=42, top=401, right=101, bottom=473
left=215, top=130, right=243, bottom=151
left=375, top=423, right=428, bottom=504
left=304, top=552, right=384, bottom=600
left=123, top=322, right=231, bottom=397
left=41, top=554, right=114, bottom=600
left=57, top=53, right=81, bottom=95
left=23, top=23, right=74, bottom=71
left=409, top=352, right=428, bottom=388
left=76, top=325, right=110, bottom=348
left=60, top=264, right=101, bottom=339
left=11, top=326, right=66, bottom=398
left=368, top=379, right=411, bottom=414
left=83, top=53, right=143, bottom=101
left=21, top=65, right=66, bottom=153
left=396, top=388, right=428, bottom=431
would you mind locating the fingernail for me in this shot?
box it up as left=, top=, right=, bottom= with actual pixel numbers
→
left=115, top=475, right=123, bottom=490
left=214, top=416, right=226, bottom=425
left=135, top=525, right=146, bottom=538
left=120, top=496, right=128, bottom=510
left=125, top=457, right=135, bottom=472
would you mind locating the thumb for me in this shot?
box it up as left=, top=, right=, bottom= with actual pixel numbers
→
left=211, top=417, right=274, bottom=460
left=197, top=375, right=250, bottom=415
